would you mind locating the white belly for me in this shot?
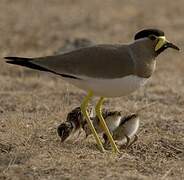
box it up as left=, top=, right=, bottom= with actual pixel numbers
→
left=64, top=75, right=148, bottom=97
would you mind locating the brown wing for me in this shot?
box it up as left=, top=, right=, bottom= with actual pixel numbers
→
left=32, top=44, right=135, bottom=79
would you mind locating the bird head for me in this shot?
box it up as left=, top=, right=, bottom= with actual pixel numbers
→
left=134, top=29, right=180, bottom=55
left=57, top=122, right=73, bottom=142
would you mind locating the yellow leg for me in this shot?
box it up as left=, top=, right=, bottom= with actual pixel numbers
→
left=95, top=97, right=120, bottom=153
left=81, top=91, right=105, bottom=152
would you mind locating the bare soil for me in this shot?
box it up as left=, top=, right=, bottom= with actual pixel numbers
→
left=0, top=0, right=184, bottom=179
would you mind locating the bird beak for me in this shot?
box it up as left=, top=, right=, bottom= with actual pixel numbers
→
left=155, top=36, right=180, bottom=51
left=166, top=42, right=180, bottom=51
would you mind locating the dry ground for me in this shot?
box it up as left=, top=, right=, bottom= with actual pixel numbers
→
left=0, top=0, right=184, bottom=179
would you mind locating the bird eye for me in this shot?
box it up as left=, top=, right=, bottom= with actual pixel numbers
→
left=148, top=35, right=157, bottom=41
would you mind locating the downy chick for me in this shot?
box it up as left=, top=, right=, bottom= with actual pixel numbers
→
left=83, top=110, right=122, bottom=137
left=83, top=112, right=139, bottom=149
left=103, top=113, right=139, bottom=148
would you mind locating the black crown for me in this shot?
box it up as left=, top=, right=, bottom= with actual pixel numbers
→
left=134, top=29, right=164, bottom=40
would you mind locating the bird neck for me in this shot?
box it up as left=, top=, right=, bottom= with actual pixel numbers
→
left=129, top=39, right=157, bottom=78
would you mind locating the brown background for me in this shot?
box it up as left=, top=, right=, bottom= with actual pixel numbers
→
left=0, top=0, right=183, bottom=179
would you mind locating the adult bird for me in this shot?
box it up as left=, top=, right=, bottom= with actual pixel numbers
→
left=5, top=29, right=180, bottom=153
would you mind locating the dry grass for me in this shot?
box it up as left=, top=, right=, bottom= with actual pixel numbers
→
left=0, top=0, right=184, bottom=179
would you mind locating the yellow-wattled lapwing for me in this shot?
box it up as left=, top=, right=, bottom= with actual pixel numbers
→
left=5, top=29, right=180, bottom=153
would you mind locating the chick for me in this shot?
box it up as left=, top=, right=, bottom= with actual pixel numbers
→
left=83, top=110, right=122, bottom=137
left=103, top=113, right=139, bottom=149
left=83, top=111, right=140, bottom=149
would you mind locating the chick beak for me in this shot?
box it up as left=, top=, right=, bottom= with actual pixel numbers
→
left=166, top=42, right=180, bottom=51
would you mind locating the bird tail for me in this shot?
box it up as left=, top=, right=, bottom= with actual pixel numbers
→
left=5, top=56, right=49, bottom=72
left=5, top=56, right=80, bottom=79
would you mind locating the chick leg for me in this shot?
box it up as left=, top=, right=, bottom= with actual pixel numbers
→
left=127, top=135, right=138, bottom=148
left=124, top=135, right=131, bottom=149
